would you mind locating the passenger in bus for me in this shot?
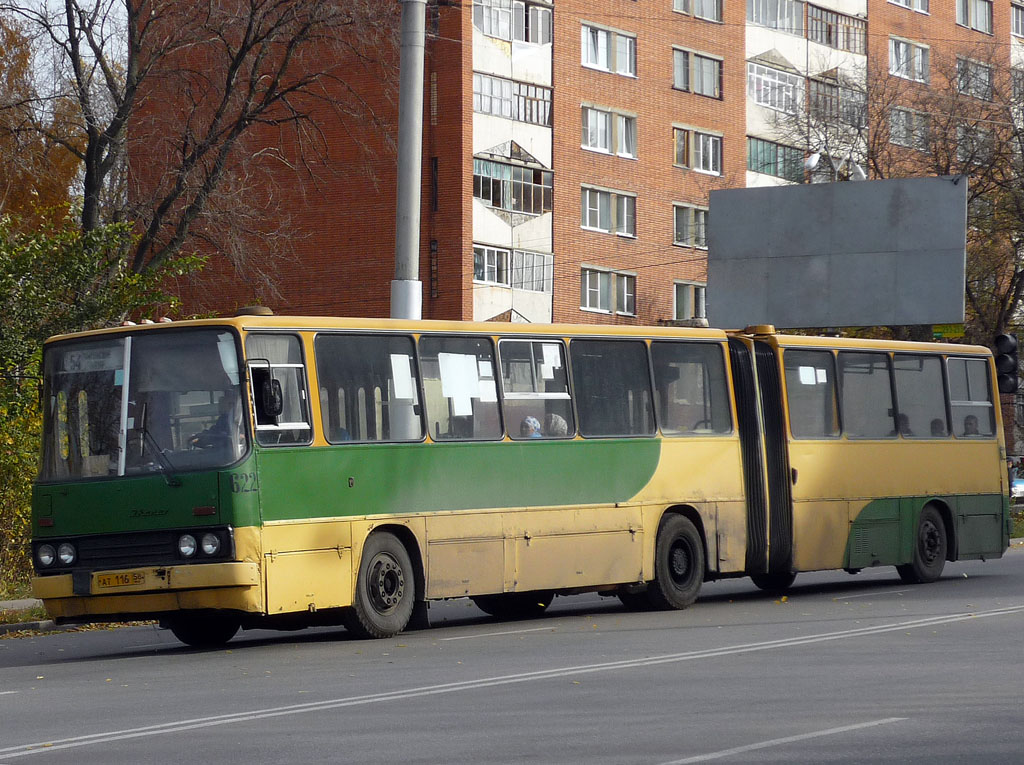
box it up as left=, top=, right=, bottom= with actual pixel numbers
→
left=544, top=413, right=569, bottom=437
left=520, top=416, right=543, bottom=438
left=891, top=413, right=913, bottom=437
left=963, top=414, right=980, bottom=436
left=930, top=418, right=946, bottom=437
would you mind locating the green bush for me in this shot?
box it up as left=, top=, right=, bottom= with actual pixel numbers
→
left=0, top=214, right=198, bottom=595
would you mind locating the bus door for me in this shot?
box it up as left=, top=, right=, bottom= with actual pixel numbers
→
left=727, top=338, right=793, bottom=575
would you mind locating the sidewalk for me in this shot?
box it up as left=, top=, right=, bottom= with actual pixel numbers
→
left=0, top=598, right=55, bottom=635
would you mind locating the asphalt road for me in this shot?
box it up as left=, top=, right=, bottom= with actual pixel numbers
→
left=1, top=548, right=1022, bottom=764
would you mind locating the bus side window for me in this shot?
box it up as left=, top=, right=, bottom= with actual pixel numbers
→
left=245, top=333, right=312, bottom=446
left=569, top=339, right=655, bottom=437
left=419, top=335, right=502, bottom=441
left=946, top=357, right=995, bottom=437
left=782, top=349, right=839, bottom=439
left=837, top=351, right=894, bottom=439
left=498, top=339, right=574, bottom=439
left=651, top=341, right=731, bottom=436
left=893, top=355, right=948, bottom=439
left=314, top=334, right=423, bottom=443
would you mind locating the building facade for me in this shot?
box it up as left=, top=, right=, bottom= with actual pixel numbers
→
left=166, top=0, right=1021, bottom=326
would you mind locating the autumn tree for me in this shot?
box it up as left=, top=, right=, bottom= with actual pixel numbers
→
left=0, top=15, right=80, bottom=227
left=0, top=0, right=400, bottom=296
left=765, top=45, right=1024, bottom=343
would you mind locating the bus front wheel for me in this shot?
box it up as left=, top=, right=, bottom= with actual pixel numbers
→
left=897, top=505, right=947, bottom=584
left=647, top=515, right=705, bottom=610
left=166, top=612, right=240, bottom=648
left=347, top=532, right=415, bottom=639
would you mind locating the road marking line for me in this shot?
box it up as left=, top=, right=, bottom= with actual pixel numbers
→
left=833, top=589, right=909, bottom=600
left=0, top=691, right=18, bottom=696
left=1, top=605, right=1021, bottom=758
left=657, top=718, right=907, bottom=764
left=440, top=626, right=553, bottom=641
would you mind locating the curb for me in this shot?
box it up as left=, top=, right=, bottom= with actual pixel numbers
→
left=0, top=620, right=57, bottom=636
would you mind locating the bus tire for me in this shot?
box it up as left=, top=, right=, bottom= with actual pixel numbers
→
left=166, top=612, right=240, bottom=648
left=347, top=532, right=415, bottom=639
left=647, top=514, right=705, bottom=610
left=750, top=572, right=797, bottom=593
left=897, top=505, right=947, bottom=584
left=471, top=591, right=553, bottom=620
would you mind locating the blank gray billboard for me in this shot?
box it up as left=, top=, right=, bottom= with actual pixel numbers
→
left=707, top=176, right=967, bottom=329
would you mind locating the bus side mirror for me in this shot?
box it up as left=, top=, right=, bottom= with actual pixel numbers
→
left=260, top=378, right=284, bottom=418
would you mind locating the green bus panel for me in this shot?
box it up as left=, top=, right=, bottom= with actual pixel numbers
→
left=845, top=494, right=1005, bottom=569
left=254, top=439, right=662, bottom=523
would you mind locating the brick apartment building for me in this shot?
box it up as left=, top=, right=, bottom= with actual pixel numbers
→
left=168, top=0, right=1021, bottom=326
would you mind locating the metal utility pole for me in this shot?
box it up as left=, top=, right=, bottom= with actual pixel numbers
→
left=391, top=0, right=426, bottom=320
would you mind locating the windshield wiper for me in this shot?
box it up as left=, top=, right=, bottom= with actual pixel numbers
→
left=139, top=402, right=181, bottom=487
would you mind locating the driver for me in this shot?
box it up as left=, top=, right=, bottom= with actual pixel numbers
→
left=191, top=393, right=239, bottom=449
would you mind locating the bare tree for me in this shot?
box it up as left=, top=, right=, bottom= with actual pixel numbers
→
left=0, top=0, right=400, bottom=292
left=762, top=45, right=1024, bottom=341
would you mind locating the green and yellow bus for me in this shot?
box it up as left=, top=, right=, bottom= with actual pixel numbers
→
left=31, top=313, right=1011, bottom=645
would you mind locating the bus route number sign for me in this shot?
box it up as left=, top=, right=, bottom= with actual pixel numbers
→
left=97, top=572, right=145, bottom=589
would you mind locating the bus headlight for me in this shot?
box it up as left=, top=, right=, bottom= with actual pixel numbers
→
left=57, top=543, right=77, bottom=566
left=36, top=544, right=56, bottom=568
left=200, top=533, right=221, bottom=556
left=177, top=534, right=197, bottom=558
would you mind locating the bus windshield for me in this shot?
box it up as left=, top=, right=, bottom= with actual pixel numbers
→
left=40, top=329, right=246, bottom=481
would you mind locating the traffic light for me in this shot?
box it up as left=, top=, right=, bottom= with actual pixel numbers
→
left=994, top=333, right=1018, bottom=394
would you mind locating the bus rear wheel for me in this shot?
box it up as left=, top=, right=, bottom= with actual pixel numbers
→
left=897, top=505, right=947, bottom=584
left=166, top=612, right=240, bottom=648
left=347, top=532, right=415, bottom=639
left=647, top=514, right=705, bottom=610
left=471, top=591, right=553, bottom=620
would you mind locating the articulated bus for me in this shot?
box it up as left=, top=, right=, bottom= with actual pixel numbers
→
left=31, top=313, right=1010, bottom=646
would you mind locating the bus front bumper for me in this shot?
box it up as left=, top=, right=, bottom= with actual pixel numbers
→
left=31, top=562, right=263, bottom=620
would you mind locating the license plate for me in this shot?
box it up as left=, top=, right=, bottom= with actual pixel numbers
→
left=96, top=572, right=145, bottom=589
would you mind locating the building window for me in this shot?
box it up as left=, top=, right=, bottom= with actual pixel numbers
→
left=473, top=158, right=553, bottom=215
left=890, top=108, right=929, bottom=152
left=694, top=133, right=722, bottom=174
left=474, top=245, right=510, bottom=286
left=889, top=38, right=929, bottom=83
left=674, top=281, right=707, bottom=320
left=807, top=6, right=866, bottom=54
left=809, top=80, right=866, bottom=127
left=747, top=63, right=802, bottom=113
left=581, top=187, right=636, bottom=236
left=1013, top=68, right=1024, bottom=103
left=957, top=0, right=992, bottom=34
left=581, top=24, right=636, bottom=76
left=674, top=128, right=722, bottom=175
left=889, top=0, right=928, bottom=12
left=473, top=73, right=552, bottom=126
left=957, top=124, right=992, bottom=164
left=675, top=50, right=722, bottom=98
left=1014, top=4, right=1024, bottom=38
left=581, top=268, right=636, bottom=314
left=957, top=58, right=993, bottom=101
left=473, top=0, right=512, bottom=39
left=693, top=0, right=722, bottom=22
left=581, top=106, right=637, bottom=157
left=512, top=250, right=554, bottom=292
left=513, top=1, right=552, bottom=44
left=747, top=137, right=804, bottom=183
left=474, top=0, right=552, bottom=43
left=747, top=0, right=804, bottom=35
left=673, top=205, right=708, bottom=248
